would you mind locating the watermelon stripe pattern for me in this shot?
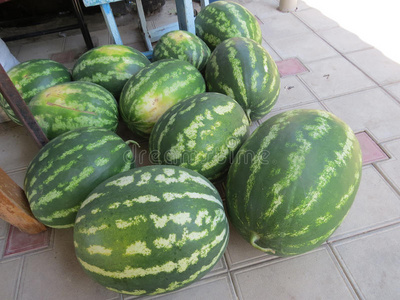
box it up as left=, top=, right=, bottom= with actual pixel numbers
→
left=0, top=59, right=71, bottom=124
left=119, top=59, right=206, bottom=136
left=153, top=30, right=211, bottom=70
left=74, top=166, right=229, bottom=295
left=226, top=109, right=362, bottom=256
left=149, top=92, right=250, bottom=181
left=72, top=45, right=150, bottom=99
left=28, top=81, right=119, bottom=139
left=205, top=37, right=280, bottom=121
left=24, top=127, right=133, bottom=228
left=195, top=1, right=262, bottom=50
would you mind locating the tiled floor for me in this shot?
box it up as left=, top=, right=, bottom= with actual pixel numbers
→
left=1, top=0, right=400, bottom=299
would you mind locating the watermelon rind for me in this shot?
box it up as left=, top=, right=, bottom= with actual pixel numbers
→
left=73, top=165, right=229, bottom=295
left=226, top=109, right=363, bottom=256
left=149, top=92, right=250, bottom=181
left=24, top=127, right=134, bottom=228
left=0, top=59, right=71, bottom=124
left=195, top=1, right=262, bottom=50
left=153, top=30, right=211, bottom=71
left=205, top=37, right=280, bottom=121
left=72, top=44, right=150, bottom=99
left=119, top=59, right=206, bottom=137
left=28, top=81, right=119, bottom=140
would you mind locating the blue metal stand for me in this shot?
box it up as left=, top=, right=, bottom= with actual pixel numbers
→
left=82, top=0, right=210, bottom=51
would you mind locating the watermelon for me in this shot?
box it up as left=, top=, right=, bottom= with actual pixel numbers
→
left=72, top=45, right=150, bottom=99
left=0, top=59, right=71, bottom=124
left=205, top=37, right=280, bottom=121
left=119, top=59, right=206, bottom=137
left=73, top=165, right=229, bottom=295
left=226, top=109, right=362, bottom=257
left=28, top=81, right=119, bottom=140
left=149, top=92, right=249, bottom=181
left=195, top=1, right=262, bottom=50
left=24, top=127, right=134, bottom=228
left=153, top=30, right=211, bottom=71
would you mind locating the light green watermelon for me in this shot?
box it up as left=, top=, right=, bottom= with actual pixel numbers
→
left=226, top=109, right=363, bottom=256
left=119, top=59, right=206, bottom=137
left=24, top=127, right=134, bottom=228
left=73, top=165, right=229, bottom=295
left=195, top=1, right=262, bottom=50
left=72, top=44, right=150, bottom=99
left=205, top=37, right=280, bottom=121
left=149, top=92, right=249, bottom=181
left=28, top=81, right=119, bottom=140
left=153, top=30, right=211, bottom=70
left=0, top=59, right=71, bottom=124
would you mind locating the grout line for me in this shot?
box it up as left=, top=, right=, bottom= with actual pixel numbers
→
left=226, top=271, right=241, bottom=300
left=14, top=255, right=25, bottom=300
left=326, top=243, right=364, bottom=300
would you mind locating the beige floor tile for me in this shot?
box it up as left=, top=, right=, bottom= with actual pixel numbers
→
left=384, top=82, right=400, bottom=102
left=241, top=0, right=281, bottom=21
left=273, top=76, right=317, bottom=110
left=377, top=139, right=400, bottom=193
left=91, top=29, right=112, bottom=47
left=329, top=166, right=400, bottom=241
left=18, top=229, right=119, bottom=300
left=224, top=222, right=276, bottom=270
left=346, top=48, right=400, bottom=86
left=261, top=39, right=281, bottom=62
left=269, top=32, right=339, bottom=63
left=259, top=12, right=312, bottom=42
left=318, top=26, right=372, bottom=54
left=0, top=218, right=9, bottom=240
left=299, top=56, right=376, bottom=100
left=16, top=38, right=65, bottom=62
left=0, top=124, right=39, bottom=173
left=294, top=8, right=339, bottom=31
left=260, top=101, right=326, bottom=124
left=118, top=23, right=144, bottom=46
left=232, top=247, right=356, bottom=299
left=7, top=168, right=27, bottom=188
left=323, top=88, right=400, bottom=142
left=333, top=224, right=400, bottom=299
left=0, top=257, right=22, bottom=300
left=126, top=274, right=237, bottom=300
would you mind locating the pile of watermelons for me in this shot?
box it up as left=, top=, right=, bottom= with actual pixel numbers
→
left=0, top=1, right=363, bottom=296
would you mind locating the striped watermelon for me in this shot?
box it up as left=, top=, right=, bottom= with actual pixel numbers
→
left=195, top=1, right=262, bottom=50
left=28, top=81, right=119, bottom=140
left=119, top=59, right=206, bottom=137
left=0, top=59, right=71, bottom=124
left=226, top=109, right=363, bottom=256
left=205, top=37, right=280, bottom=121
left=72, top=45, right=150, bottom=99
left=153, top=30, right=211, bottom=70
left=149, top=92, right=250, bottom=181
left=73, top=165, right=229, bottom=295
left=24, top=127, right=133, bottom=228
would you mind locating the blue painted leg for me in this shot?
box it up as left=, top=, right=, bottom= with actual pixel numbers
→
left=100, top=3, right=123, bottom=44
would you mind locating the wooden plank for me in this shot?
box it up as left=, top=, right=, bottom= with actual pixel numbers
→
left=0, top=65, right=48, bottom=148
left=0, top=168, right=46, bottom=234
left=100, top=3, right=123, bottom=44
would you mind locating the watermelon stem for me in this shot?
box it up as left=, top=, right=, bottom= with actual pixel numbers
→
left=125, top=140, right=140, bottom=147
left=245, top=109, right=252, bottom=124
left=250, top=232, right=276, bottom=254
